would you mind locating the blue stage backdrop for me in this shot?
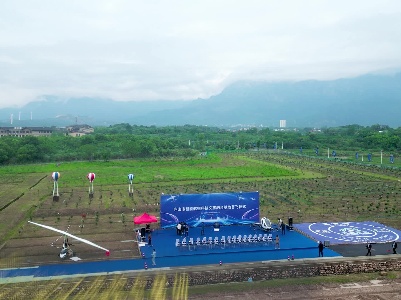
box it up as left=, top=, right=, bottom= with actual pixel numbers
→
left=160, top=191, right=259, bottom=228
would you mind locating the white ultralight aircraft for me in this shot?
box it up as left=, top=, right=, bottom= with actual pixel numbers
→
left=28, top=221, right=110, bottom=259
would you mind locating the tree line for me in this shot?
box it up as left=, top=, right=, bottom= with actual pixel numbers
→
left=0, top=123, right=400, bottom=165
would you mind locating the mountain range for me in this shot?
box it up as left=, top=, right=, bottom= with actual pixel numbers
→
left=1, top=72, right=401, bottom=128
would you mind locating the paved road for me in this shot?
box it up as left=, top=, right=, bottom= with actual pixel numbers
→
left=330, top=242, right=398, bottom=257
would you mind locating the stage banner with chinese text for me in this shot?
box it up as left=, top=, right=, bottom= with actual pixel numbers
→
left=160, top=191, right=259, bottom=228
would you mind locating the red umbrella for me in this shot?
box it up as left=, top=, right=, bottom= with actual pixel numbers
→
left=133, top=213, right=158, bottom=224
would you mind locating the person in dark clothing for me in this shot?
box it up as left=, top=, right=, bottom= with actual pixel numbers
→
left=148, top=234, right=152, bottom=246
left=281, top=222, right=286, bottom=235
left=176, top=223, right=182, bottom=235
left=366, top=242, right=372, bottom=256
left=318, top=241, right=324, bottom=257
left=392, top=241, right=398, bottom=254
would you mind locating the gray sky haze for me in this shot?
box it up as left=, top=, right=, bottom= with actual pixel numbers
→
left=1, top=0, right=401, bottom=108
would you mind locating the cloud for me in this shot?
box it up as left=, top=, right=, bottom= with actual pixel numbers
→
left=1, top=0, right=401, bottom=108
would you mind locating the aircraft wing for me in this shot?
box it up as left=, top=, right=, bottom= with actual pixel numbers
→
left=28, top=221, right=110, bottom=256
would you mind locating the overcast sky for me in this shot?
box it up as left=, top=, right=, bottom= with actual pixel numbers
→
left=1, top=0, right=401, bottom=108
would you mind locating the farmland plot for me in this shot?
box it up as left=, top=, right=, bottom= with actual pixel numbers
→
left=1, top=153, right=401, bottom=268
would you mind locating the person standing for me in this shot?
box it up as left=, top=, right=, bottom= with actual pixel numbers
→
left=281, top=222, right=286, bottom=235
left=151, top=248, right=156, bottom=266
left=176, top=223, right=182, bottom=235
left=318, top=241, right=324, bottom=257
left=148, top=234, right=152, bottom=246
left=275, top=235, right=280, bottom=249
left=366, top=242, right=372, bottom=256
left=392, top=241, right=398, bottom=254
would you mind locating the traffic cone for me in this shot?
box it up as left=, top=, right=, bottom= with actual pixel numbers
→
left=219, top=260, right=222, bottom=266
left=291, top=254, right=294, bottom=260
left=144, top=262, right=148, bottom=270
left=287, top=255, right=290, bottom=261
left=142, top=252, right=145, bottom=259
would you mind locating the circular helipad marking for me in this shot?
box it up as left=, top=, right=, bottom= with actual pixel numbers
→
left=308, top=222, right=399, bottom=244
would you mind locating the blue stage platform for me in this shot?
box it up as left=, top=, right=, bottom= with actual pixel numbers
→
left=140, top=223, right=341, bottom=263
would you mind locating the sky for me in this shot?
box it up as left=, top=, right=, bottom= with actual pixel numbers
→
left=1, top=0, right=401, bottom=108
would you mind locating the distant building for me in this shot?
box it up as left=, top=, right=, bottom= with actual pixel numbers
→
left=65, top=124, right=94, bottom=137
left=0, top=126, right=54, bottom=137
left=279, top=120, right=286, bottom=128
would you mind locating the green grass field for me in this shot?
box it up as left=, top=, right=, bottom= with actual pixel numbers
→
left=1, top=151, right=401, bottom=299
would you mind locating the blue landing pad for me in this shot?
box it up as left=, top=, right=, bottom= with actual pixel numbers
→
left=294, top=221, right=401, bottom=245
